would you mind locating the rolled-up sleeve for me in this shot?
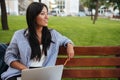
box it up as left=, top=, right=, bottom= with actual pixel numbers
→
left=5, top=32, right=19, bottom=66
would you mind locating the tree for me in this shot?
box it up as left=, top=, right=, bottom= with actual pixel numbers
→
left=92, top=0, right=100, bottom=24
left=80, top=0, right=99, bottom=24
left=0, top=0, right=9, bottom=30
left=109, top=0, right=120, bottom=16
left=39, top=0, right=41, bottom=2
left=80, top=0, right=108, bottom=24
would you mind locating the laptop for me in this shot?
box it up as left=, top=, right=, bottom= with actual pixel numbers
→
left=20, top=65, right=64, bottom=80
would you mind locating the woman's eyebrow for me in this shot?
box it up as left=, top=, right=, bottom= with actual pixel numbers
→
left=41, top=9, right=48, bottom=12
left=41, top=11, right=48, bottom=13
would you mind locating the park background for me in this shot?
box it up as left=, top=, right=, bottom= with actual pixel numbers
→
left=0, top=16, right=120, bottom=46
left=0, top=16, right=120, bottom=80
left=0, top=0, right=120, bottom=80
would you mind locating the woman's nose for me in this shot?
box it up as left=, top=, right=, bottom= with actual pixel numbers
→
left=45, top=13, right=49, bottom=19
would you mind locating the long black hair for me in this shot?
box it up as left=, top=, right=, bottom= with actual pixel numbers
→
left=26, top=2, right=52, bottom=61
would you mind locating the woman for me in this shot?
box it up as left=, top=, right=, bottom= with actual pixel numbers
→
left=1, top=2, right=74, bottom=80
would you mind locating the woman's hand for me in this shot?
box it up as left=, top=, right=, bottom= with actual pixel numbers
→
left=66, top=43, right=74, bottom=59
left=10, top=60, right=28, bottom=71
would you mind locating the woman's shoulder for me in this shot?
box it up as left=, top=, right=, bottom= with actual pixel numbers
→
left=14, top=29, right=26, bottom=34
left=13, top=29, right=26, bottom=37
left=49, top=28, right=59, bottom=34
left=49, top=29, right=62, bottom=38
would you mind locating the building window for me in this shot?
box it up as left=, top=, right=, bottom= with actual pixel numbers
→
left=56, top=0, right=65, bottom=12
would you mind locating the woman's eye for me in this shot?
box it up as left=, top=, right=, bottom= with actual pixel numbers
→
left=40, top=13, right=45, bottom=15
left=40, top=12, right=48, bottom=15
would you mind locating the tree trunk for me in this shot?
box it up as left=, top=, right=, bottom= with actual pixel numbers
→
left=93, top=0, right=99, bottom=24
left=39, top=0, right=41, bottom=2
left=91, top=10, right=93, bottom=20
left=0, top=0, right=9, bottom=30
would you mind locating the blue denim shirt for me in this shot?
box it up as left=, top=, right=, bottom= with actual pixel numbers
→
left=1, top=29, right=73, bottom=80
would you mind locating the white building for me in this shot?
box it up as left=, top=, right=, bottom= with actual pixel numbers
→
left=42, top=0, right=79, bottom=16
left=4, top=0, right=79, bottom=16
left=65, top=0, right=79, bottom=15
left=5, top=0, right=19, bottom=15
left=5, top=0, right=39, bottom=15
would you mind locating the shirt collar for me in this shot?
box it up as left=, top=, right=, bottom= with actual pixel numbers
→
left=24, top=29, right=29, bottom=37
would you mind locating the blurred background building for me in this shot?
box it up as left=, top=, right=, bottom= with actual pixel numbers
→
left=4, top=0, right=119, bottom=17
left=5, top=0, right=79, bottom=16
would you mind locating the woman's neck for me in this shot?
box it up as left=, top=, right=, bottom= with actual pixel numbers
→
left=36, top=26, right=43, bottom=33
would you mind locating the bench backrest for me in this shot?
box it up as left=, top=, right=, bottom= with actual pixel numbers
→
left=56, top=46, right=120, bottom=79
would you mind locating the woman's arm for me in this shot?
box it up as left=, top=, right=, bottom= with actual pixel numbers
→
left=5, top=31, right=28, bottom=71
left=51, top=30, right=74, bottom=58
left=10, top=61, right=28, bottom=70
left=66, top=43, right=74, bottom=59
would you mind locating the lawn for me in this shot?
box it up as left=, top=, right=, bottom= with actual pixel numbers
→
left=0, top=16, right=120, bottom=46
left=0, top=16, right=120, bottom=80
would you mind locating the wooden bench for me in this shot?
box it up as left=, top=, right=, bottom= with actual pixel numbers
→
left=56, top=46, right=120, bottom=80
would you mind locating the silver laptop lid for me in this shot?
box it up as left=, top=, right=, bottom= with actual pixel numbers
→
left=21, top=65, right=64, bottom=80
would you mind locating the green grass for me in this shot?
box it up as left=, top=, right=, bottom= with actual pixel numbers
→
left=0, top=16, right=27, bottom=43
left=1, top=16, right=120, bottom=46
left=48, top=16, right=120, bottom=46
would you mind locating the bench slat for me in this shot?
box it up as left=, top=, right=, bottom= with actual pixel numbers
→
left=56, top=58, right=120, bottom=66
left=62, top=68, right=120, bottom=78
left=59, top=46, right=120, bottom=55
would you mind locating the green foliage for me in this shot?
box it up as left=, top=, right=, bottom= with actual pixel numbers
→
left=80, top=0, right=120, bottom=14
left=0, top=16, right=120, bottom=47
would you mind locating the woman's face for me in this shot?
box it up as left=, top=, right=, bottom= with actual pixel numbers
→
left=36, top=6, right=48, bottom=27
